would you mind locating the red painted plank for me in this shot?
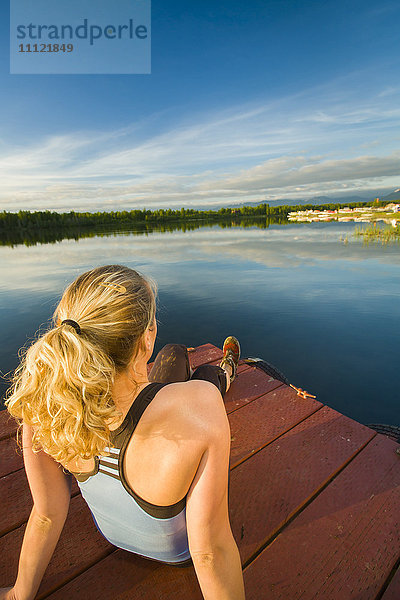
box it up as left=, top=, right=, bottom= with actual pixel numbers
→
left=1, top=494, right=114, bottom=599
left=381, top=565, right=400, bottom=600
left=0, top=470, right=32, bottom=537
left=0, top=469, right=80, bottom=537
left=230, top=405, right=376, bottom=562
left=46, top=550, right=202, bottom=600
left=0, top=435, right=22, bottom=478
left=223, top=366, right=283, bottom=414
left=229, top=384, right=322, bottom=468
left=188, top=343, right=223, bottom=369
left=243, top=435, right=400, bottom=600
left=0, top=409, right=17, bottom=441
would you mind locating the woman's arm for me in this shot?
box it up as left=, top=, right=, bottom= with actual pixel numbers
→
left=185, top=382, right=245, bottom=600
left=9, top=424, right=72, bottom=600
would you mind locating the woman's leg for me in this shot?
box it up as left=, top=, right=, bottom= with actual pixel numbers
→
left=148, top=343, right=191, bottom=383
left=190, top=364, right=229, bottom=397
left=148, top=343, right=231, bottom=396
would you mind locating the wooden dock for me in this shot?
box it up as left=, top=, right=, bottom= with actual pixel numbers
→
left=1, top=343, right=399, bottom=599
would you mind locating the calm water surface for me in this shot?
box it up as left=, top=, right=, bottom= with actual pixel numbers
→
left=1, top=221, right=399, bottom=427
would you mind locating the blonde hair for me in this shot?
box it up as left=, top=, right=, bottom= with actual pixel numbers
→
left=5, top=265, right=156, bottom=465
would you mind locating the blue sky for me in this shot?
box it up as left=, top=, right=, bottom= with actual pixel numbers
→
left=1, top=0, right=400, bottom=211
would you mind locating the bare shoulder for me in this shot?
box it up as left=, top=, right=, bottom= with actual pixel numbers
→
left=151, top=379, right=229, bottom=439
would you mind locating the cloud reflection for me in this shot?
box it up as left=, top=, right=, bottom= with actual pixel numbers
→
left=1, top=224, right=399, bottom=297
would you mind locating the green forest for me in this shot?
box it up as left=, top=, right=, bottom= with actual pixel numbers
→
left=0, top=200, right=377, bottom=247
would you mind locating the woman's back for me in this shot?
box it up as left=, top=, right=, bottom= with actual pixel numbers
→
left=63, top=377, right=230, bottom=565
left=65, top=379, right=215, bottom=509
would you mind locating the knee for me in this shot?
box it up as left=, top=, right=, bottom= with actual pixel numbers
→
left=159, top=343, right=187, bottom=354
left=192, top=364, right=215, bottom=378
left=150, top=343, right=190, bottom=383
left=192, top=365, right=227, bottom=396
left=157, top=344, right=188, bottom=363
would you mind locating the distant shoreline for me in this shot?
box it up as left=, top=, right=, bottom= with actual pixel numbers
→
left=0, top=199, right=388, bottom=248
left=288, top=202, right=400, bottom=225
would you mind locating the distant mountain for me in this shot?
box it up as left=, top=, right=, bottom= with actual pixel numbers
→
left=381, top=189, right=400, bottom=203
left=188, top=195, right=371, bottom=211
left=215, top=189, right=400, bottom=210
left=237, top=195, right=371, bottom=208
left=169, top=188, right=399, bottom=212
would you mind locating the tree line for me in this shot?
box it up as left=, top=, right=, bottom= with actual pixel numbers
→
left=0, top=200, right=377, bottom=247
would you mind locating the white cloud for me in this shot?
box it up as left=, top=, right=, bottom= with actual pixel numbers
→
left=1, top=80, right=400, bottom=211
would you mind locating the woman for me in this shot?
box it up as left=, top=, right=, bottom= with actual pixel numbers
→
left=2, top=265, right=245, bottom=600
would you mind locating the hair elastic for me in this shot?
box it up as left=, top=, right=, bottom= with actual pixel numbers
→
left=61, top=319, right=82, bottom=334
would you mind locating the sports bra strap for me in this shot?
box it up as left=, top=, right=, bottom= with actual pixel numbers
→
left=110, top=382, right=167, bottom=446
left=110, top=381, right=187, bottom=518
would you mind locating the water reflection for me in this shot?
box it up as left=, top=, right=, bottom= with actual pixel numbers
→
left=1, top=221, right=399, bottom=428
left=0, top=216, right=287, bottom=248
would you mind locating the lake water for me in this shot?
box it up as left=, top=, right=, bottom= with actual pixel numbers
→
left=1, top=220, right=399, bottom=428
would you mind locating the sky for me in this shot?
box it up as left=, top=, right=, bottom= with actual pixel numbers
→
left=1, top=0, right=400, bottom=212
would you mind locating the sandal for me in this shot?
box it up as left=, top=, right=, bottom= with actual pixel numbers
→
left=219, top=336, right=241, bottom=383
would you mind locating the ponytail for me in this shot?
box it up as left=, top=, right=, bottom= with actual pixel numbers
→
left=6, top=323, right=119, bottom=464
left=5, top=264, right=156, bottom=464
